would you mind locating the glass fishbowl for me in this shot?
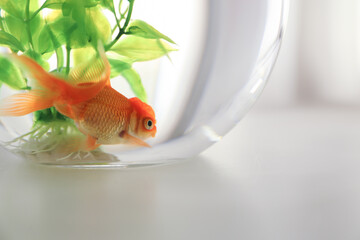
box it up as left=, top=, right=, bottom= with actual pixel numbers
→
left=0, top=0, right=287, bottom=167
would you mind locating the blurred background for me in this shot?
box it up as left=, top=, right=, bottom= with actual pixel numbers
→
left=259, top=0, right=360, bottom=107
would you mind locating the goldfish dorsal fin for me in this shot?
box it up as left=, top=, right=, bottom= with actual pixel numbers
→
left=69, top=42, right=110, bottom=87
left=61, top=42, right=111, bottom=104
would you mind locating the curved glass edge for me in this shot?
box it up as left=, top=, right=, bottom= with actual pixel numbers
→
left=105, top=0, right=289, bottom=167
left=216, top=0, right=289, bottom=129
left=1, top=0, right=288, bottom=168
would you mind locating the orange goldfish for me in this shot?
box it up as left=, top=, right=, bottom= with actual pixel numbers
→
left=0, top=48, right=157, bottom=151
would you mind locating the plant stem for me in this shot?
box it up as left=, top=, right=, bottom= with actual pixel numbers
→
left=66, top=44, right=71, bottom=75
left=30, top=5, right=44, bottom=21
left=25, top=0, right=34, bottom=50
left=105, top=0, right=135, bottom=51
left=0, top=11, right=5, bottom=31
left=112, top=9, right=121, bottom=32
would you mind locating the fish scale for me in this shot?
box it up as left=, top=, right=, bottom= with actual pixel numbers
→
left=75, top=86, right=133, bottom=143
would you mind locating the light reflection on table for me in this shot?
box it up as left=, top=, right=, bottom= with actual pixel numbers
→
left=1, top=106, right=360, bottom=240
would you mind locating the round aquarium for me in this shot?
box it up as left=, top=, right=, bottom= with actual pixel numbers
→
left=0, top=0, right=287, bottom=167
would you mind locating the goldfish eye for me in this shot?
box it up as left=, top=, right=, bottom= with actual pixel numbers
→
left=144, top=119, right=153, bottom=130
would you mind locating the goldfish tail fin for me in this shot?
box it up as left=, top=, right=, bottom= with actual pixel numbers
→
left=9, top=54, right=66, bottom=91
left=9, top=42, right=110, bottom=106
left=0, top=90, right=54, bottom=116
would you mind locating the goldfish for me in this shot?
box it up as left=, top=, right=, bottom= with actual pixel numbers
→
left=0, top=46, right=157, bottom=151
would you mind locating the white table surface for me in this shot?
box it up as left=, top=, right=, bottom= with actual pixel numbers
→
left=1, top=105, right=360, bottom=240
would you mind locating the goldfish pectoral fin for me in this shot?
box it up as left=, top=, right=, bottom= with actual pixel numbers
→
left=0, top=90, right=54, bottom=116
left=123, top=132, right=151, bottom=148
left=86, top=135, right=100, bottom=151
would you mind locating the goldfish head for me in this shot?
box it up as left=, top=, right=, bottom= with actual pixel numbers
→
left=129, top=97, right=157, bottom=139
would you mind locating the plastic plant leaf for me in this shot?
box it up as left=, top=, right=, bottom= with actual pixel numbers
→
left=61, top=1, right=72, bottom=16
left=37, top=27, right=54, bottom=54
left=41, top=0, right=66, bottom=9
left=0, top=0, right=26, bottom=18
left=61, top=0, right=100, bottom=28
left=24, top=50, right=50, bottom=72
left=121, top=68, right=147, bottom=102
left=37, top=23, right=62, bottom=54
left=126, top=20, right=175, bottom=44
left=0, top=0, right=40, bottom=18
left=86, top=8, right=111, bottom=47
left=100, top=0, right=114, bottom=11
left=47, top=15, right=80, bottom=47
left=110, top=36, right=177, bottom=62
left=63, top=1, right=86, bottom=41
left=78, top=0, right=100, bottom=8
left=46, top=2, right=105, bottom=49
left=29, top=16, right=44, bottom=50
left=0, top=30, right=25, bottom=51
left=44, top=24, right=64, bottom=70
left=72, top=46, right=97, bottom=67
left=42, top=0, right=99, bottom=10
left=3, top=14, right=28, bottom=47
left=108, top=58, right=132, bottom=79
left=0, top=55, right=27, bottom=89
left=3, top=8, right=43, bottom=50
left=48, top=8, right=111, bottom=49
left=34, top=107, right=64, bottom=123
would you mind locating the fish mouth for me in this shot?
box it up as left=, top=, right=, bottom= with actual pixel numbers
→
left=151, top=127, right=157, bottom=137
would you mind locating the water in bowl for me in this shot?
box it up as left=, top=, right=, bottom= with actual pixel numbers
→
left=0, top=0, right=287, bottom=167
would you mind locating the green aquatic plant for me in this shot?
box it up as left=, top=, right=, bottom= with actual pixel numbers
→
left=0, top=0, right=176, bottom=156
